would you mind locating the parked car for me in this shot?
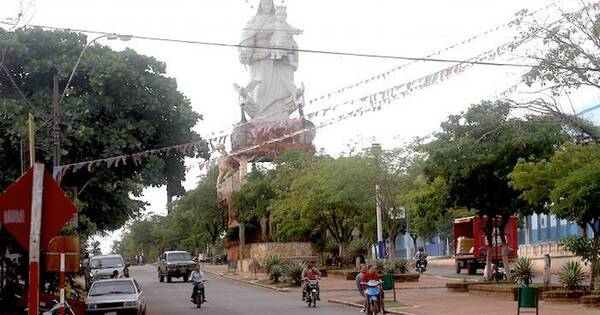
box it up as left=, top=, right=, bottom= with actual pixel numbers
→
left=86, top=254, right=127, bottom=288
left=86, top=278, right=146, bottom=315
left=157, top=251, right=195, bottom=283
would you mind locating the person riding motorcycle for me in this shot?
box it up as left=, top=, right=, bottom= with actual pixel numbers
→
left=190, top=265, right=206, bottom=303
left=359, top=265, right=387, bottom=314
left=301, top=264, right=321, bottom=301
left=413, top=247, right=428, bottom=270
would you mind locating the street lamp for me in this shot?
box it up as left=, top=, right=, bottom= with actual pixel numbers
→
left=53, top=33, right=132, bottom=175
left=59, top=33, right=132, bottom=103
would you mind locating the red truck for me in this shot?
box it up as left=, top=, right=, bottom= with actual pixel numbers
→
left=454, top=215, right=518, bottom=274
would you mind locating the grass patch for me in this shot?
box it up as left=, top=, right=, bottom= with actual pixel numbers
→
left=485, top=282, right=545, bottom=289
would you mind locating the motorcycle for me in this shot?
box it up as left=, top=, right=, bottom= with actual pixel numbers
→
left=193, top=281, right=205, bottom=309
left=416, top=258, right=427, bottom=274
left=304, top=279, right=319, bottom=308
left=363, top=280, right=382, bottom=315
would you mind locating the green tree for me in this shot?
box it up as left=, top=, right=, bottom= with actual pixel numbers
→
left=0, top=28, right=207, bottom=236
left=420, top=101, right=566, bottom=279
left=273, top=156, right=376, bottom=260
left=233, top=166, right=276, bottom=241
left=511, top=143, right=600, bottom=289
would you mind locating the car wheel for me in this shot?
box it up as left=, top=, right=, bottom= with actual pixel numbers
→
left=183, top=275, right=189, bottom=282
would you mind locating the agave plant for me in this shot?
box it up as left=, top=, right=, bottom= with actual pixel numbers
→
left=264, top=254, right=282, bottom=275
left=512, top=257, right=535, bottom=287
left=560, top=261, right=587, bottom=291
left=284, top=260, right=307, bottom=286
left=268, top=264, right=283, bottom=283
left=349, top=238, right=371, bottom=259
left=324, top=237, right=339, bottom=255
left=393, top=258, right=409, bottom=274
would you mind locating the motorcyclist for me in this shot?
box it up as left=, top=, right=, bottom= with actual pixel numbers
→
left=190, top=265, right=206, bottom=303
left=359, top=265, right=387, bottom=314
left=413, top=247, right=428, bottom=270
left=301, top=263, right=320, bottom=301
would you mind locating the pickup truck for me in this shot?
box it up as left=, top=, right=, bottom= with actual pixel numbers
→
left=157, top=251, right=195, bottom=283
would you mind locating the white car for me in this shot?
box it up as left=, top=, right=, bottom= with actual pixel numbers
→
left=87, top=254, right=127, bottom=287
left=86, top=278, right=147, bottom=315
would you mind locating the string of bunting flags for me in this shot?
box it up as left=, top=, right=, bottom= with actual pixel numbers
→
left=202, top=1, right=556, bottom=142
left=56, top=0, right=600, bottom=177
left=52, top=140, right=210, bottom=179
left=54, top=40, right=526, bottom=177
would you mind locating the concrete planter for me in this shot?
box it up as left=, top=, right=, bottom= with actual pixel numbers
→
left=467, top=284, right=519, bottom=301
left=581, top=295, right=600, bottom=307
left=446, top=282, right=470, bottom=292
left=543, top=290, right=587, bottom=303
left=393, top=273, right=420, bottom=282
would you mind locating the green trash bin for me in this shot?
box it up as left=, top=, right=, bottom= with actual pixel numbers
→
left=381, top=274, right=394, bottom=291
left=517, top=287, right=538, bottom=315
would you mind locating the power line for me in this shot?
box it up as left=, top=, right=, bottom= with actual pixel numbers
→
left=21, top=24, right=598, bottom=72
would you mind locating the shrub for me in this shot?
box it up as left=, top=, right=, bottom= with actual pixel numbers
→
left=284, top=260, right=307, bottom=286
left=264, top=254, right=282, bottom=274
left=512, top=257, right=535, bottom=287
left=268, top=264, right=282, bottom=283
left=560, top=261, right=587, bottom=290
left=349, top=238, right=370, bottom=259
left=393, top=258, right=409, bottom=274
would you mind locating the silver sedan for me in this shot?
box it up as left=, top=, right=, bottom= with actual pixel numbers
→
left=86, top=278, right=147, bottom=315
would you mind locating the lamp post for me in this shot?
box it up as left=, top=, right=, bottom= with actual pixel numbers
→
left=53, top=33, right=132, bottom=179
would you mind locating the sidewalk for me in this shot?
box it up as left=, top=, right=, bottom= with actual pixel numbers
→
left=202, top=265, right=600, bottom=314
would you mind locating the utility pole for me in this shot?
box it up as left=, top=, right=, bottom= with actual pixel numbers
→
left=53, top=75, right=61, bottom=180
left=375, top=184, right=384, bottom=259
left=28, top=162, right=44, bottom=315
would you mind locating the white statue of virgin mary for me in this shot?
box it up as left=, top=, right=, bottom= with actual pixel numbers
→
left=238, top=0, right=301, bottom=125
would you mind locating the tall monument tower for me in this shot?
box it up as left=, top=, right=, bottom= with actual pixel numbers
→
left=217, top=0, right=317, bottom=270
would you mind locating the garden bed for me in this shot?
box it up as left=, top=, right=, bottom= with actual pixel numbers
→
left=447, top=282, right=554, bottom=301
left=542, top=290, right=588, bottom=303
left=581, top=294, right=600, bottom=307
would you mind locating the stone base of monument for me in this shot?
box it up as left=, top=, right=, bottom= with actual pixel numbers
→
left=231, top=118, right=316, bottom=162
left=227, top=242, right=318, bottom=273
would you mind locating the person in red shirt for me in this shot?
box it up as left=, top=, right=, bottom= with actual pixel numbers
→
left=360, top=265, right=387, bottom=313
left=301, top=264, right=321, bottom=301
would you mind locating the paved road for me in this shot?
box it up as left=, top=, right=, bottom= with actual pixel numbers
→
left=130, top=265, right=360, bottom=315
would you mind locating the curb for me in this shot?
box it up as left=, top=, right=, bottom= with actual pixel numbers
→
left=203, top=269, right=290, bottom=292
left=327, top=299, right=416, bottom=315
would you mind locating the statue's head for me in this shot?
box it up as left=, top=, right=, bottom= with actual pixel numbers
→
left=275, top=6, right=287, bottom=21
left=256, top=0, right=275, bottom=15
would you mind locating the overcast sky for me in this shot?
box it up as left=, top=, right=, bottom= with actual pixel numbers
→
left=3, top=0, right=599, bottom=254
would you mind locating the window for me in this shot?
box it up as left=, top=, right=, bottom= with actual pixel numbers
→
left=89, top=281, right=136, bottom=296
left=167, top=252, right=191, bottom=262
left=90, top=257, right=124, bottom=269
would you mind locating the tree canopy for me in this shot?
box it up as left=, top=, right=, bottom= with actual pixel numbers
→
left=0, top=28, right=208, bottom=234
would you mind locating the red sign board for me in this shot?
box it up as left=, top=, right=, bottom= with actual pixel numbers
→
left=0, top=168, right=78, bottom=251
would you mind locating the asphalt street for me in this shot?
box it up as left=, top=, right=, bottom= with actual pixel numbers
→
left=130, top=265, right=361, bottom=315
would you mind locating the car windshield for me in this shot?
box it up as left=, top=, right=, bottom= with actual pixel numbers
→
left=89, top=281, right=136, bottom=296
left=167, top=253, right=191, bottom=261
left=90, top=257, right=124, bottom=269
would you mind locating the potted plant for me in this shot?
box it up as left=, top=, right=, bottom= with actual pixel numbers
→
left=513, top=257, right=538, bottom=309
